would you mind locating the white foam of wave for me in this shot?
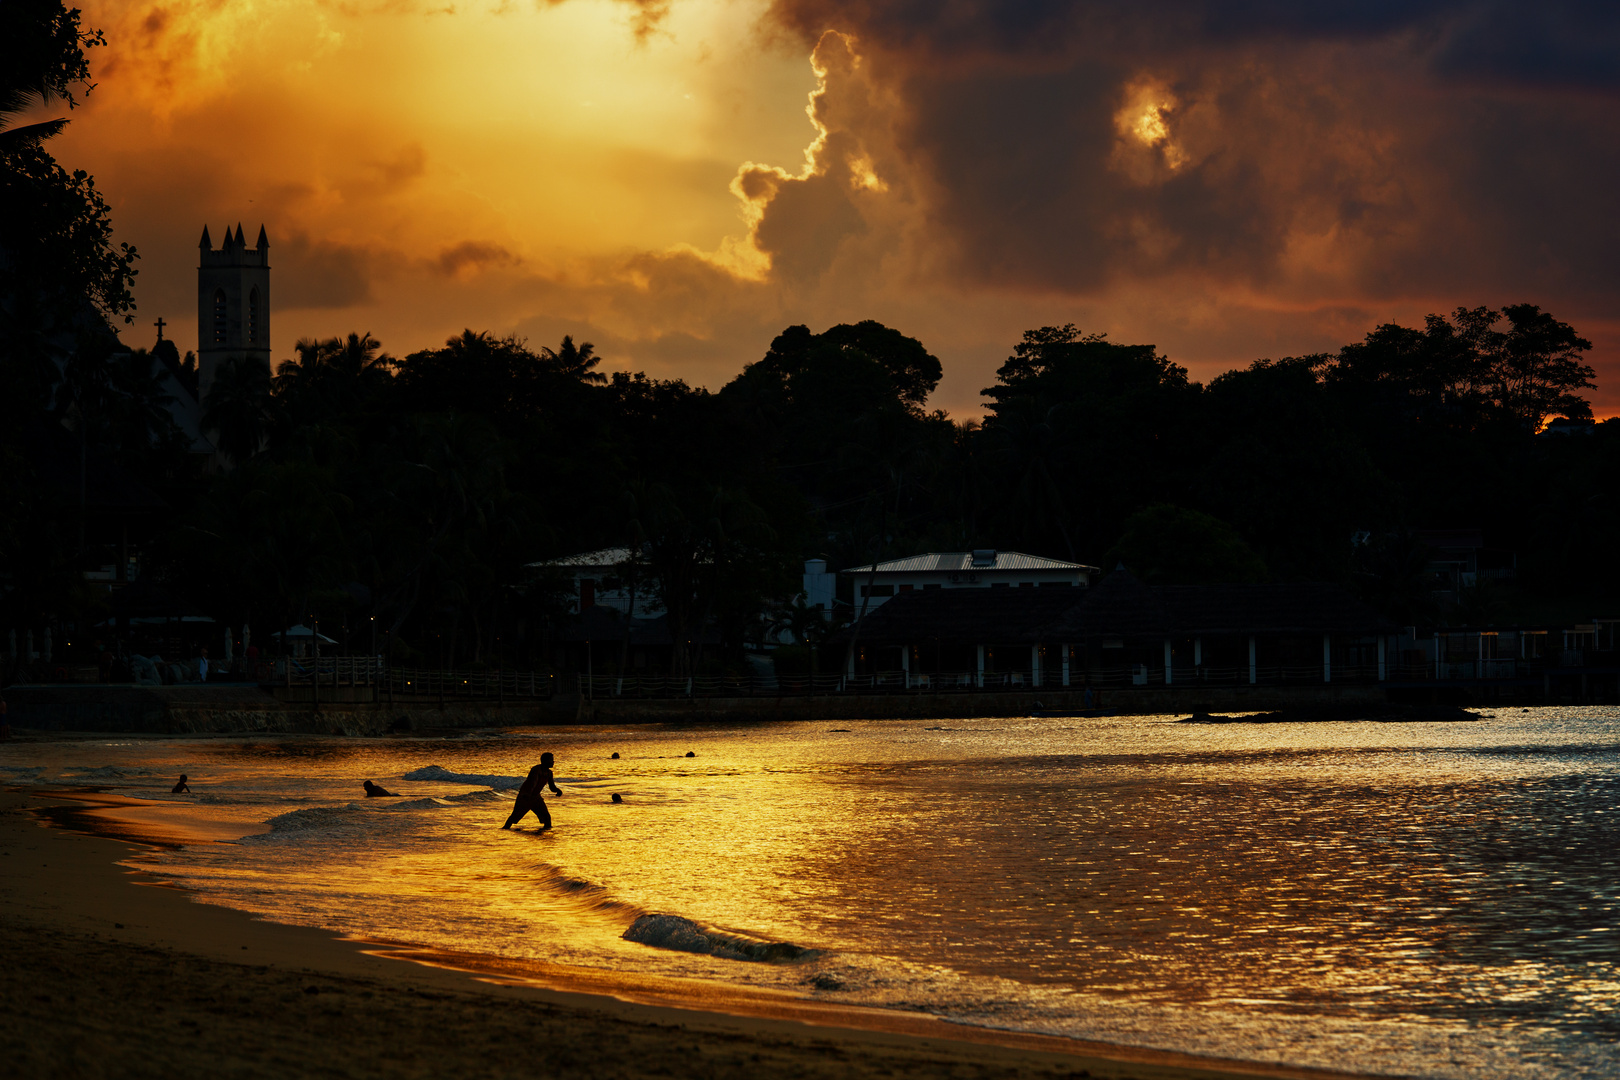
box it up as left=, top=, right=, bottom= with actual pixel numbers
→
left=257, top=797, right=453, bottom=834
left=63, top=765, right=162, bottom=781
left=623, top=914, right=818, bottom=963
left=441, top=789, right=505, bottom=804
left=402, top=765, right=523, bottom=789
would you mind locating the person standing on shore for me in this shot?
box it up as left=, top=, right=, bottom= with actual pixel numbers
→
left=502, top=753, right=561, bottom=830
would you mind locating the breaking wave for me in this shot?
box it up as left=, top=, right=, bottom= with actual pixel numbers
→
left=623, top=914, right=818, bottom=963
left=257, top=796, right=472, bottom=834
left=64, top=765, right=163, bottom=782
left=402, top=765, right=524, bottom=790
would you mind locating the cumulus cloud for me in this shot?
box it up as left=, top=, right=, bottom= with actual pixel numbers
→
left=746, top=0, right=1620, bottom=319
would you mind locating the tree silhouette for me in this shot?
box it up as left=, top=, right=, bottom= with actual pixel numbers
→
left=204, top=357, right=272, bottom=463
left=539, top=335, right=606, bottom=384
left=0, top=0, right=103, bottom=154
left=1493, top=304, right=1596, bottom=431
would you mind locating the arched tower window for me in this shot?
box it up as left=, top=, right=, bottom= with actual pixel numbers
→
left=248, top=288, right=259, bottom=343
left=212, top=289, right=228, bottom=345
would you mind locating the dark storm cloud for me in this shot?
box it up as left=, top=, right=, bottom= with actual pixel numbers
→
left=1433, top=2, right=1620, bottom=90
left=434, top=241, right=520, bottom=278
left=748, top=0, right=1620, bottom=310
left=767, top=1, right=1620, bottom=89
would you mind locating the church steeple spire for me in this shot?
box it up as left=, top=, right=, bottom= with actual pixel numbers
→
left=197, top=221, right=272, bottom=414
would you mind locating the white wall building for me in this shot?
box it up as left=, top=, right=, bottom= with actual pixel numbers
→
left=844, top=550, right=1098, bottom=612
left=802, top=558, right=836, bottom=613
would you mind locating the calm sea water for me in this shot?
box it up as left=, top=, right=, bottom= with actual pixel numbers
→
left=4, top=709, right=1618, bottom=1078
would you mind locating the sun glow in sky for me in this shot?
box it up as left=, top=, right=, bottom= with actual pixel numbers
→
left=46, top=0, right=1620, bottom=414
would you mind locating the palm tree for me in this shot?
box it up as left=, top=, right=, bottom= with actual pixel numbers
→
left=109, top=348, right=179, bottom=451
left=540, top=335, right=606, bottom=384
left=1, top=4, right=102, bottom=155
left=275, top=331, right=393, bottom=424
left=204, top=357, right=273, bottom=463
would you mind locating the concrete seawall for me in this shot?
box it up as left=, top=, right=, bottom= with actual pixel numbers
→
left=4, top=682, right=1394, bottom=735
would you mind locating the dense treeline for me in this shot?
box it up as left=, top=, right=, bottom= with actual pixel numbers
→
left=2, top=2, right=1615, bottom=676
left=5, top=306, right=1615, bottom=673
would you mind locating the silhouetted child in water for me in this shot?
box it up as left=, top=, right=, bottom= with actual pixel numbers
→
left=171, top=775, right=190, bottom=794
left=503, top=752, right=561, bottom=830
left=363, top=780, right=398, bottom=797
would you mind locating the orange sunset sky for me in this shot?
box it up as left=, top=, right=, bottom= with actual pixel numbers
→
left=42, top=0, right=1620, bottom=416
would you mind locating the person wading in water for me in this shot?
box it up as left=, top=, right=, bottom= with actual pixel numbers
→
left=502, top=752, right=562, bottom=830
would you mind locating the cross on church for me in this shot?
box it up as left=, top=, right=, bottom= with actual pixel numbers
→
left=154, top=316, right=167, bottom=342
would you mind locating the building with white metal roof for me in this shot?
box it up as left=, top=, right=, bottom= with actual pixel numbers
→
left=842, top=549, right=1098, bottom=611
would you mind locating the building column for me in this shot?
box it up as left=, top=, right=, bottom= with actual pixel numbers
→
left=1061, top=644, right=1071, bottom=688
left=1031, top=644, right=1041, bottom=688
left=1323, top=634, right=1332, bottom=683
left=902, top=644, right=910, bottom=689
left=1377, top=636, right=1387, bottom=681
left=1164, top=639, right=1173, bottom=685
left=1248, top=636, right=1257, bottom=684
left=1476, top=632, right=1483, bottom=680
left=1194, top=638, right=1202, bottom=667
left=976, top=644, right=985, bottom=688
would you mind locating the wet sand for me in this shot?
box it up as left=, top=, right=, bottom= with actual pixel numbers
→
left=1, top=789, right=1371, bottom=1080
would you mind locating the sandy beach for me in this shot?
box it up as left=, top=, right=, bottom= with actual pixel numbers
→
left=0, top=788, right=1374, bottom=1080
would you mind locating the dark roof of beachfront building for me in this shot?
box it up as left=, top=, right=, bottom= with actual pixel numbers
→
left=841, top=569, right=1394, bottom=646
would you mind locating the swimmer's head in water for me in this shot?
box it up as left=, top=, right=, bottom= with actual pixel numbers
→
left=540, top=752, right=554, bottom=766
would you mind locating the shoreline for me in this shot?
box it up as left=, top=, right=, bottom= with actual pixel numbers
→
left=2, top=786, right=1376, bottom=1080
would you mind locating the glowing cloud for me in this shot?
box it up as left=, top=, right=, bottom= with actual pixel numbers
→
left=40, top=0, right=1620, bottom=415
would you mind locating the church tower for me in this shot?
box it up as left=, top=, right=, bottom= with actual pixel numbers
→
left=197, top=223, right=271, bottom=402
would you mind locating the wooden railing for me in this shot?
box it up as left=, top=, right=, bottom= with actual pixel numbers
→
left=274, top=659, right=559, bottom=700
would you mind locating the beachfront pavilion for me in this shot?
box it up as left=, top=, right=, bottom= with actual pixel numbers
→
left=841, top=549, right=1099, bottom=613
left=838, top=568, right=1399, bottom=689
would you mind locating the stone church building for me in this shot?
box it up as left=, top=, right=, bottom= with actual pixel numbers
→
left=196, top=223, right=272, bottom=402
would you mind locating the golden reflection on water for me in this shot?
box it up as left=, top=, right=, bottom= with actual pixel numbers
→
left=9, top=709, right=1619, bottom=1068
